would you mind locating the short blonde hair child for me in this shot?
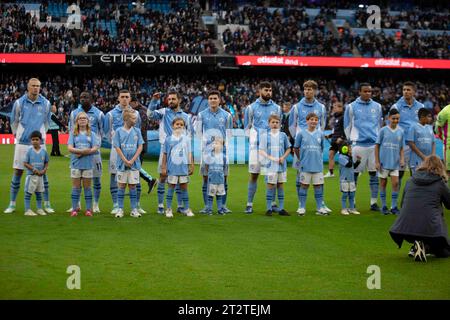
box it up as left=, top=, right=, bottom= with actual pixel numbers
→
left=122, top=108, right=136, bottom=122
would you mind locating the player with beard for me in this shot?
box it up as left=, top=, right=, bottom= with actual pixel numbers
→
left=243, top=82, right=281, bottom=214
left=147, top=90, right=193, bottom=214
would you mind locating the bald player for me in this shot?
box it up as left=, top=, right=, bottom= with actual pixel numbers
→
left=5, top=78, right=55, bottom=214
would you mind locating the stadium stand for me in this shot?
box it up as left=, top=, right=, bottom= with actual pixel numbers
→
left=218, top=3, right=449, bottom=58
left=1, top=1, right=449, bottom=58
left=220, top=7, right=338, bottom=56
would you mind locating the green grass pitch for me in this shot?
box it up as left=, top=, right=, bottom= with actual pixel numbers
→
left=0, top=144, right=449, bottom=299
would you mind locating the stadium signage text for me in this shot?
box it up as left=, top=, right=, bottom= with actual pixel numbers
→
left=99, top=54, right=202, bottom=64
left=236, top=55, right=450, bottom=69
left=373, top=58, right=414, bottom=67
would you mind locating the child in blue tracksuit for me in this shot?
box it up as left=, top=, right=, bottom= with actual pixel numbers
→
left=338, top=143, right=361, bottom=215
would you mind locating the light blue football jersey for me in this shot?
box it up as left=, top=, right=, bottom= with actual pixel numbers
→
left=338, top=154, right=356, bottom=182
left=24, top=147, right=49, bottom=175
left=244, top=98, right=281, bottom=132
left=407, top=123, right=435, bottom=168
left=206, top=154, right=226, bottom=186
left=11, top=94, right=51, bottom=145
left=68, top=131, right=99, bottom=170
left=390, top=97, right=424, bottom=135
left=147, top=106, right=193, bottom=144
left=69, top=105, right=105, bottom=137
left=344, top=97, right=382, bottom=147
left=104, top=105, right=141, bottom=143
left=258, top=130, right=290, bottom=173
left=376, top=126, right=405, bottom=170
left=164, top=134, right=192, bottom=176
left=112, top=127, right=144, bottom=171
left=294, top=129, right=325, bottom=173
left=288, top=98, right=327, bottom=136
left=196, top=107, right=233, bottom=158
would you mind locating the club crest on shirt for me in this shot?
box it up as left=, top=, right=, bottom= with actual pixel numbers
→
left=134, top=135, right=138, bottom=141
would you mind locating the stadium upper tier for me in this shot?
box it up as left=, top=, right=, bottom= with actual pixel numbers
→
left=0, top=1, right=449, bottom=58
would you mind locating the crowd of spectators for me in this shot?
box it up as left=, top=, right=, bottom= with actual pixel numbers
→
left=355, top=8, right=449, bottom=30
left=0, top=117, right=11, bottom=134
left=405, top=11, right=449, bottom=30
left=1, top=1, right=216, bottom=54
left=0, top=73, right=448, bottom=132
left=213, top=0, right=356, bottom=12
left=221, top=7, right=340, bottom=56
left=353, top=31, right=449, bottom=59
left=351, top=8, right=449, bottom=58
left=220, top=5, right=449, bottom=58
left=355, top=8, right=401, bottom=29
left=80, top=2, right=217, bottom=54
left=0, top=4, right=74, bottom=53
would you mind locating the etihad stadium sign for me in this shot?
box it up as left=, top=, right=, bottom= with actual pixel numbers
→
left=99, top=54, right=204, bottom=64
